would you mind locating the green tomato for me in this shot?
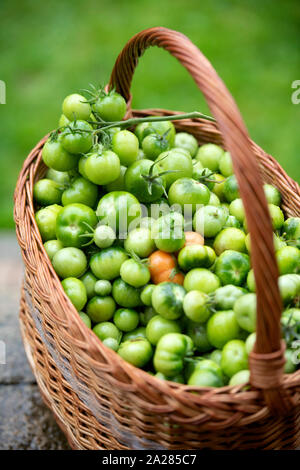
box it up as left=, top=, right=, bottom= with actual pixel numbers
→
left=46, top=168, right=77, bottom=186
left=151, top=212, right=185, bottom=253
left=123, top=327, right=147, bottom=342
left=245, top=332, right=256, bottom=354
left=142, top=133, right=170, bottom=160
left=92, top=91, right=126, bottom=122
left=146, top=315, right=181, bottom=345
left=247, top=269, right=256, bottom=292
left=137, top=120, right=175, bottom=146
left=279, top=274, right=300, bottom=305
left=124, top=159, right=167, bottom=203
left=94, top=279, right=112, bottom=296
left=213, top=228, right=246, bottom=255
left=219, top=151, right=233, bottom=177
left=186, top=321, right=212, bottom=353
left=188, top=369, right=223, bottom=387
left=62, top=277, right=87, bottom=311
left=229, top=369, right=250, bottom=386
left=93, top=225, right=116, bottom=249
left=208, top=192, right=221, bottom=206
left=223, top=175, right=240, bottom=202
left=196, top=144, right=224, bottom=172
left=233, top=293, right=256, bottom=333
left=42, top=136, right=78, bottom=171
left=44, top=239, right=64, bottom=261
left=61, top=177, right=98, bottom=208
left=178, top=245, right=213, bottom=271
left=221, top=340, right=248, bottom=378
left=80, top=271, right=97, bottom=299
left=183, top=290, right=210, bottom=323
left=168, top=178, right=210, bottom=213
left=86, top=296, right=116, bottom=322
left=224, top=215, right=240, bottom=229
left=52, top=247, right=87, bottom=279
left=276, top=246, right=300, bottom=275
left=139, top=306, right=157, bottom=326
left=105, top=165, right=127, bottom=192
left=140, top=284, right=155, bottom=306
left=268, top=204, right=284, bottom=230
left=184, top=268, right=220, bottom=294
left=155, top=372, right=184, bottom=383
left=113, top=308, right=140, bottom=332
left=214, top=285, right=246, bottom=310
left=112, top=278, right=142, bottom=308
left=153, top=333, right=191, bottom=377
left=96, top=191, right=142, bottom=235
left=264, top=184, right=281, bottom=206
left=33, top=179, right=63, bottom=206
left=56, top=203, right=97, bottom=248
left=35, top=204, right=62, bottom=241
left=84, top=149, right=121, bottom=186
left=282, top=217, right=300, bottom=241
left=193, top=358, right=223, bottom=380
left=120, top=259, right=150, bottom=288
left=59, top=114, right=70, bottom=127
left=118, top=338, right=153, bottom=368
left=174, top=132, right=198, bottom=157
left=210, top=349, right=223, bottom=365
left=229, top=199, right=245, bottom=224
left=151, top=282, right=186, bottom=320
left=79, top=312, right=92, bottom=328
left=93, top=321, right=121, bottom=341
left=211, top=173, right=226, bottom=201
left=90, top=247, right=128, bottom=280
left=102, top=337, right=119, bottom=351
left=112, top=130, right=139, bottom=167
left=155, top=149, right=193, bottom=189
left=207, top=311, right=240, bottom=349
left=215, top=250, right=250, bottom=286
left=62, top=93, right=91, bottom=121
left=61, top=120, right=93, bottom=154
left=284, top=349, right=297, bottom=374
left=125, top=227, right=155, bottom=258
left=193, top=205, right=227, bottom=238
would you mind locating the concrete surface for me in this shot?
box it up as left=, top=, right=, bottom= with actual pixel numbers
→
left=0, top=232, right=70, bottom=450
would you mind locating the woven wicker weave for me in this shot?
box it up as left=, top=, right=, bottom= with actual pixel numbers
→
left=14, top=27, right=300, bottom=450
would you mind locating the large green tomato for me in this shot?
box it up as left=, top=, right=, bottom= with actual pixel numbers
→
left=120, top=259, right=151, bottom=288
left=61, top=177, right=98, bottom=208
left=174, top=132, right=198, bottom=157
left=207, top=311, right=240, bottom=349
left=223, top=175, right=240, bottom=202
left=124, top=227, right=155, bottom=258
left=282, top=217, right=300, bottom=241
left=183, top=290, right=211, bottom=323
left=35, top=204, right=63, bottom=242
left=186, top=321, right=212, bottom=353
left=264, top=184, right=281, bottom=206
left=90, top=247, right=128, bottom=280
left=62, top=277, right=87, bottom=311
left=105, top=165, right=127, bottom=192
left=42, top=136, right=78, bottom=171
left=146, top=315, right=181, bottom=345
left=151, top=212, right=185, bottom=253
left=229, top=199, right=245, bottom=224
left=33, top=179, right=63, bottom=206
left=92, top=91, right=126, bottom=122
left=44, top=239, right=64, bottom=261
left=234, top=293, right=256, bottom=333
left=213, top=228, right=246, bottom=255
left=155, top=149, right=193, bottom=189
left=220, top=340, right=248, bottom=378
left=113, top=308, right=140, bottom=332
left=178, top=245, right=214, bottom=271
left=279, top=274, right=300, bottom=305
left=124, top=159, right=167, bottom=203
left=112, top=130, right=139, bottom=166
left=193, top=205, right=228, bottom=238
left=56, top=203, right=97, bottom=248
left=80, top=271, right=98, bottom=299
left=151, top=282, right=186, bottom=320
left=52, top=247, right=87, bottom=279
left=219, top=151, right=233, bottom=177
left=183, top=268, right=220, bottom=294
left=84, top=149, right=121, bottom=185
left=268, top=204, right=284, bottom=230
left=96, top=191, right=142, bottom=236
left=276, top=246, right=300, bottom=275
left=153, top=333, right=191, bottom=377
left=188, top=369, right=223, bottom=387
left=118, top=338, right=153, bottom=368
left=112, top=278, right=142, bottom=308
left=62, top=93, right=91, bottom=121
left=142, top=133, right=170, bottom=160
left=168, top=178, right=210, bottom=213
left=136, top=120, right=175, bottom=146
left=61, top=120, right=93, bottom=154
left=86, top=296, right=116, bottom=322
left=213, top=285, right=246, bottom=310
left=196, top=144, right=224, bottom=172
left=215, top=250, right=250, bottom=286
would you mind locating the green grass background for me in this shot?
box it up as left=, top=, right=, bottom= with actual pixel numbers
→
left=1, top=0, right=299, bottom=228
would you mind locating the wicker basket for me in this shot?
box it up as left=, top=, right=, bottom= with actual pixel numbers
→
left=14, top=27, right=300, bottom=450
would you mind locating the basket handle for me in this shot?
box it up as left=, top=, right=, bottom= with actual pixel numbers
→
left=109, top=27, right=292, bottom=413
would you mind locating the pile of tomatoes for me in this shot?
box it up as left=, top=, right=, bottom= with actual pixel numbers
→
left=34, top=87, right=300, bottom=388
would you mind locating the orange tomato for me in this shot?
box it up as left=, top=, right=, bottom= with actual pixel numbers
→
left=148, top=251, right=184, bottom=285
left=184, top=231, right=204, bottom=247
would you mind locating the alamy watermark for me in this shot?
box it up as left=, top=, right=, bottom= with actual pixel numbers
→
left=291, top=80, right=300, bottom=104
left=0, top=80, right=6, bottom=104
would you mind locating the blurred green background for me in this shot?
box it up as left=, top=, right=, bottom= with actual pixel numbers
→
left=1, top=0, right=299, bottom=228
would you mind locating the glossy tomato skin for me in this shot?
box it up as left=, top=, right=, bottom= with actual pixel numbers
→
left=178, top=245, right=214, bottom=271
left=92, top=92, right=127, bottom=122
left=56, top=203, right=98, bottom=248
left=42, top=136, right=78, bottom=172
left=61, top=120, right=93, bottom=154
left=184, top=268, right=220, bottom=294
left=118, top=338, right=153, bottom=368
left=52, top=247, right=87, bottom=279
left=215, top=250, right=250, bottom=286
left=96, top=191, right=142, bottom=235
left=62, top=277, right=87, bottom=311
left=93, top=322, right=121, bottom=342
left=146, top=315, right=181, bottom=345
left=142, top=133, right=170, bottom=160
left=84, top=149, right=121, bottom=185
left=234, top=293, right=256, bottom=333
left=155, top=149, right=193, bottom=189
left=112, top=130, right=139, bottom=166
left=124, top=227, right=155, bottom=258
left=35, top=204, right=63, bottom=242
left=124, top=159, right=166, bottom=203
left=86, top=296, right=116, bottom=322
left=136, top=120, right=175, bottom=146
left=105, top=165, right=127, bottom=192
left=213, top=228, right=246, bottom=255
left=90, top=247, right=128, bottom=280
left=168, top=178, right=210, bottom=213
left=207, top=311, right=240, bottom=349
left=153, top=333, right=192, bottom=377
left=62, top=93, right=91, bottom=121
left=151, top=282, right=186, bottom=320
left=196, top=144, right=224, bottom=172
left=33, top=179, right=63, bottom=206
left=151, top=212, right=185, bottom=253
left=174, top=132, right=198, bottom=157
left=120, top=259, right=151, bottom=288
left=193, top=205, right=228, bottom=238
left=113, top=308, right=139, bottom=332
left=61, top=177, right=98, bottom=207
left=44, top=239, right=64, bottom=261
left=112, top=278, right=142, bottom=308
left=220, top=340, right=248, bottom=378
